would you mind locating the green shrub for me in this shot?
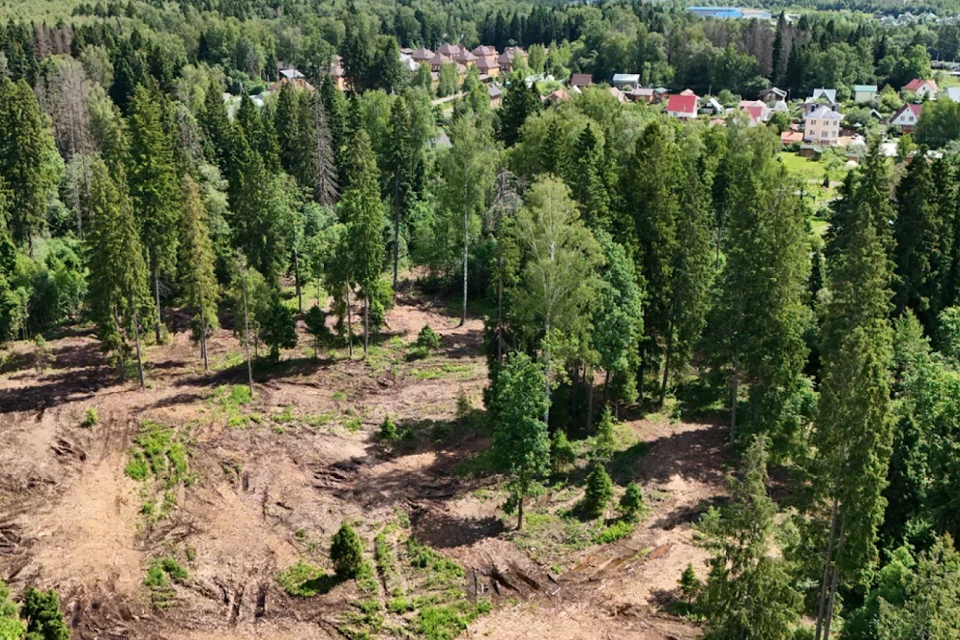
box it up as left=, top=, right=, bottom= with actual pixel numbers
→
left=22, top=588, right=70, bottom=638
left=583, top=464, right=614, bottom=519
left=619, top=482, right=646, bottom=521
left=80, top=406, right=99, bottom=428
left=379, top=416, right=399, bottom=443
left=276, top=561, right=329, bottom=598
left=593, top=406, right=616, bottom=459
left=455, top=387, right=471, bottom=421
left=387, top=596, right=413, bottom=613
left=416, top=325, right=442, bottom=350
left=594, top=519, right=634, bottom=544
left=550, top=429, right=576, bottom=473
left=679, top=563, right=701, bottom=599
left=331, top=523, right=364, bottom=578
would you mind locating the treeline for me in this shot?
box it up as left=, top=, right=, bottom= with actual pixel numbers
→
left=2, top=0, right=959, bottom=103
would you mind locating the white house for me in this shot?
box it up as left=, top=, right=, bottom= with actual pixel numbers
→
left=803, top=88, right=839, bottom=114
left=612, top=73, right=641, bottom=89
left=890, top=103, right=922, bottom=132
left=853, top=84, right=878, bottom=103
left=941, top=87, right=960, bottom=103
left=666, top=94, right=698, bottom=119
left=903, top=79, right=938, bottom=100
left=804, top=105, right=843, bottom=145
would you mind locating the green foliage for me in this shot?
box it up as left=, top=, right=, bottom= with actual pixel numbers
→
left=276, top=561, right=332, bottom=598
left=593, top=519, right=634, bottom=544
left=124, top=421, right=190, bottom=491
left=416, top=325, right=442, bottom=350
left=583, top=464, right=614, bottom=520
left=679, top=563, right=702, bottom=599
left=21, top=588, right=70, bottom=640
left=593, top=406, right=616, bottom=460
left=697, top=436, right=801, bottom=640
left=378, top=416, right=399, bottom=443
left=259, top=292, right=297, bottom=362
left=331, top=523, right=365, bottom=578
left=304, top=305, right=332, bottom=358
left=179, top=175, right=219, bottom=360
left=490, top=352, right=550, bottom=529
left=619, top=482, right=646, bottom=522
left=550, top=429, right=576, bottom=474
left=415, top=601, right=486, bottom=640
left=80, top=407, right=99, bottom=428
left=0, top=581, right=25, bottom=640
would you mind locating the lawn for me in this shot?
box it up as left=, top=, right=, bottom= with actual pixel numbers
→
left=778, top=151, right=849, bottom=184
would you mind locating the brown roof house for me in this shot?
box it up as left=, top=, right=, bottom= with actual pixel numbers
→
left=411, top=47, right=434, bottom=63
left=570, top=74, right=593, bottom=89
left=497, top=47, right=526, bottom=72
left=476, top=56, right=500, bottom=78
left=472, top=45, right=498, bottom=57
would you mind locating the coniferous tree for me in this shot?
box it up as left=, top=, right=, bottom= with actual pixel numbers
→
left=0, top=77, right=60, bottom=252
left=894, top=150, right=943, bottom=333
left=812, top=140, right=895, bottom=640
left=85, top=159, right=149, bottom=386
left=340, top=130, right=385, bottom=357
left=500, top=76, right=540, bottom=147
left=567, top=123, right=612, bottom=230
left=697, top=435, right=801, bottom=640
left=708, top=127, right=810, bottom=448
left=311, top=93, right=339, bottom=207
left=127, top=84, right=180, bottom=343
left=387, top=97, right=413, bottom=289
left=179, top=175, right=219, bottom=370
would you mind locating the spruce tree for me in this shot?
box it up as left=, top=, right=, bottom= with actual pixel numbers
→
left=697, top=435, right=801, bottom=640
left=339, top=130, right=384, bottom=357
left=0, top=77, right=60, bottom=251
left=567, top=123, right=612, bottom=230
left=500, top=76, right=540, bottom=147
left=127, top=84, right=181, bottom=343
left=85, top=159, right=149, bottom=386
left=387, top=97, right=413, bottom=289
left=311, top=93, right=339, bottom=207
left=179, top=175, right=219, bottom=370
left=894, top=150, right=944, bottom=333
left=812, top=144, right=895, bottom=640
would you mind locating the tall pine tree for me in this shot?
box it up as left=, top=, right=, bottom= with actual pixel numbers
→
left=179, top=175, right=219, bottom=370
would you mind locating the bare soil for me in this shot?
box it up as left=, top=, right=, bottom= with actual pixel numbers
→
left=0, top=289, right=726, bottom=639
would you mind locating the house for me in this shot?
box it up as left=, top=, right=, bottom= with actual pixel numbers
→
left=890, top=103, right=923, bottom=132
left=941, top=87, right=960, bottom=102
left=411, top=48, right=434, bottom=63
left=803, top=88, right=839, bottom=114
left=453, top=49, right=478, bottom=66
left=853, top=84, right=878, bottom=103
left=903, top=79, right=938, bottom=100
left=772, top=100, right=790, bottom=113
left=612, top=73, right=641, bottom=89
left=544, top=88, right=570, bottom=104
left=739, top=99, right=770, bottom=122
left=497, top=47, right=526, bottom=72
left=628, top=87, right=655, bottom=103
left=427, top=52, right=450, bottom=72
left=571, top=74, right=593, bottom=89
left=758, top=87, right=787, bottom=105
left=701, top=97, right=724, bottom=115
left=487, top=84, right=503, bottom=108
left=667, top=94, right=699, bottom=119
left=276, top=67, right=315, bottom=92
left=608, top=87, right=627, bottom=103
left=780, top=130, right=804, bottom=145
left=680, top=88, right=698, bottom=96
left=437, top=43, right=464, bottom=57
left=472, top=45, right=498, bottom=58
left=475, top=56, right=500, bottom=78
left=327, top=58, right=349, bottom=91
left=803, top=105, right=843, bottom=145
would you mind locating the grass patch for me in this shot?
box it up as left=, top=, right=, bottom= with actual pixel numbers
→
left=211, top=384, right=256, bottom=427
left=124, top=421, right=191, bottom=488
left=275, top=561, right=338, bottom=597
left=144, top=557, right=189, bottom=609
left=80, top=406, right=99, bottom=428
left=593, top=519, right=636, bottom=544
left=415, top=601, right=490, bottom=640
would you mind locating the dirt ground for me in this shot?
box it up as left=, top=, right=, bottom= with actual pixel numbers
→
left=0, top=291, right=727, bottom=639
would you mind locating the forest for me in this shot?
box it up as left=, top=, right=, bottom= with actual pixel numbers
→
left=2, top=0, right=960, bottom=639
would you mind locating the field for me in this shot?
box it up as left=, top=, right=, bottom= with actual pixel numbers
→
left=0, top=283, right=726, bottom=640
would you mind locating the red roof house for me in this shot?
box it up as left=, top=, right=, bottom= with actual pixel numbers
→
left=890, top=103, right=923, bottom=132
left=666, top=94, right=698, bottom=119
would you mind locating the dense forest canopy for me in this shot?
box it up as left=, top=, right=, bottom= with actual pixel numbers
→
left=2, top=0, right=960, bottom=638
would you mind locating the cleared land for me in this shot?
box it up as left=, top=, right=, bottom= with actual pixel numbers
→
left=0, top=285, right=726, bottom=639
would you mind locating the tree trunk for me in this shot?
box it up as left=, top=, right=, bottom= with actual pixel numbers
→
left=460, top=205, right=468, bottom=328
left=815, top=499, right=840, bottom=640
left=543, top=317, right=551, bottom=427
left=132, top=297, right=145, bottom=389
left=113, top=306, right=125, bottom=378
left=393, top=180, right=401, bottom=292
left=660, top=325, right=674, bottom=406
left=363, top=295, right=369, bottom=358
left=730, top=342, right=740, bottom=445
left=823, top=516, right=847, bottom=640
left=242, top=270, right=254, bottom=395
left=497, top=250, right=504, bottom=364
left=586, top=368, right=595, bottom=431
left=153, top=267, right=162, bottom=344
left=294, top=249, right=302, bottom=313
left=347, top=287, right=354, bottom=358
left=517, top=494, right=524, bottom=531
left=199, top=295, right=209, bottom=371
